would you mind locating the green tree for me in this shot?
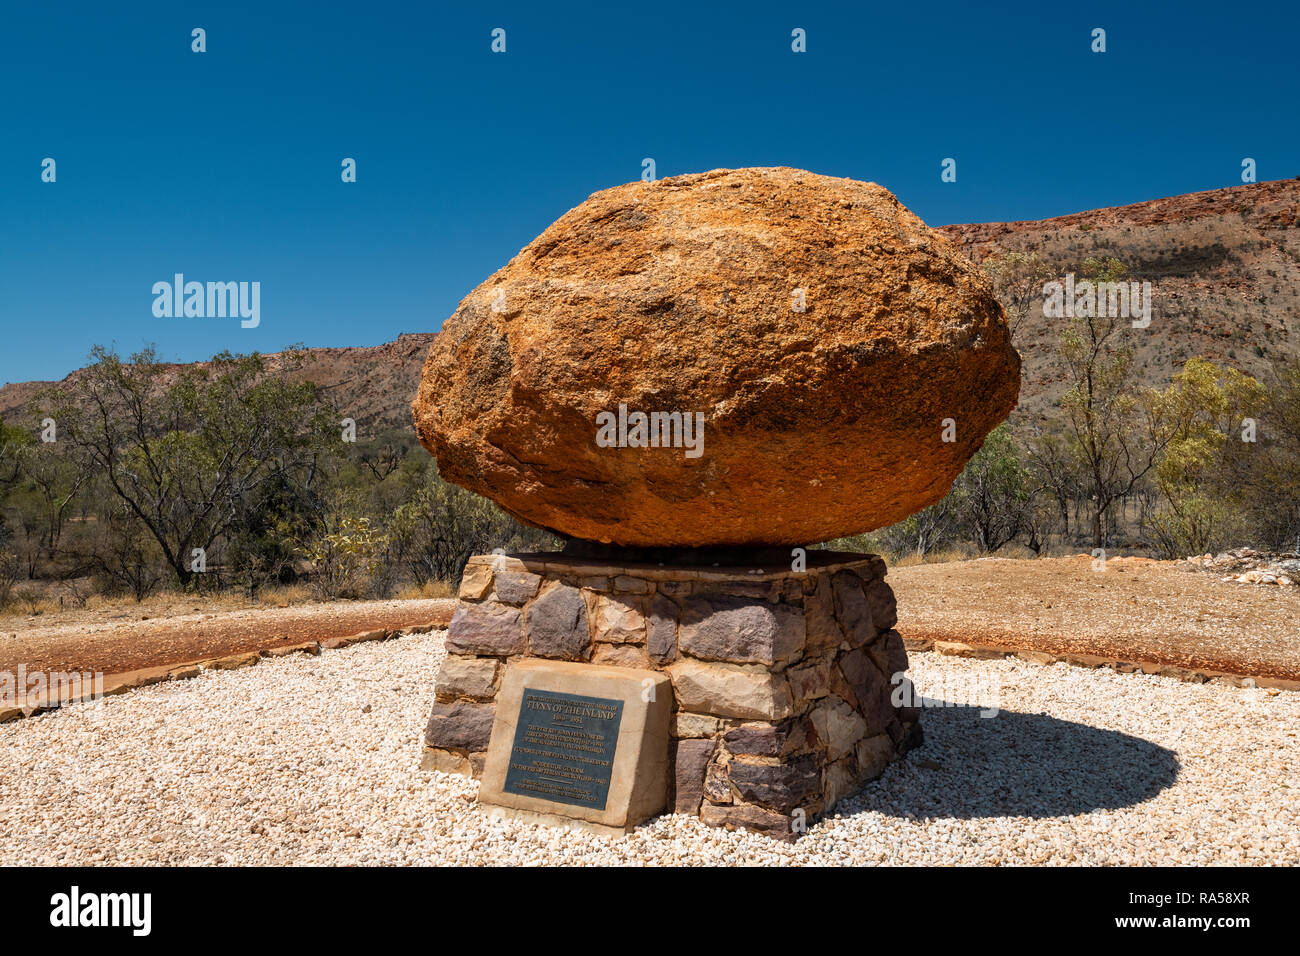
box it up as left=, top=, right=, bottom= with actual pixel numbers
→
left=981, top=250, right=1054, bottom=347
left=1026, top=421, right=1080, bottom=543
left=9, top=435, right=89, bottom=572
left=1236, top=357, right=1300, bottom=551
left=954, top=423, right=1034, bottom=553
left=1053, top=257, right=1177, bottom=548
left=41, top=346, right=334, bottom=588
left=1146, top=358, right=1265, bottom=557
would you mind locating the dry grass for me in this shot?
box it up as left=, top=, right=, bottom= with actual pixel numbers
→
left=887, top=548, right=970, bottom=569
left=254, top=583, right=313, bottom=606
left=393, top=580, right=456, bottom=600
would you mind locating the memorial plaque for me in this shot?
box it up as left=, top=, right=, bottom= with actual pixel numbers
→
left=478, top=659, right=672, bottom=834
left=502, top=689, right=623, bottom=810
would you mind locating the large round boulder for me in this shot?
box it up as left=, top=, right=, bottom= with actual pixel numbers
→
left=413, top=167, right=1020, bottom=548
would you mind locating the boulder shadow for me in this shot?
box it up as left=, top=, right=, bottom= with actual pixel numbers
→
left=857, top=706, right=1180, bottom=820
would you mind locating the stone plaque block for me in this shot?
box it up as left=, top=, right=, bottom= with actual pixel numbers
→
left=479, top=659, right=672, bottom=835
left=422, top=551, right=917, bottom=841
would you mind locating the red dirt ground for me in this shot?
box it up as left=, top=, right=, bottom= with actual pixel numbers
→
left=0, top=599, right=454, bottom=677
left=889, top=555, right=1300, bottom=682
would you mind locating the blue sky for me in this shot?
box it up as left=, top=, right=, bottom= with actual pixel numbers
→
left=2, top=0, right=1296, bottom=385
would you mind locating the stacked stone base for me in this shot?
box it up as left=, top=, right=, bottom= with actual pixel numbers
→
left=421, top=551, right=922, bottom=841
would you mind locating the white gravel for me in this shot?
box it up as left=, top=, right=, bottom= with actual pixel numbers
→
left=1, top=631, right=1296, bottom=865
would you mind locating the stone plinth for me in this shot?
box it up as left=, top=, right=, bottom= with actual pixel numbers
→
left=421, top=551, right=922, bottom=840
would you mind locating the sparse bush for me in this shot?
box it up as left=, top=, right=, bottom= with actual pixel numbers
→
left=12, top=584, right=44, bottom=615
left=0, top=551, right=19, bottom=608
left=388, top=467, right=558, bottom=586
left=874, top=496, right=966, bottom=560
left=86, top=502, right=169, bottom=602
left=1147, top=493, right=1235, bottom=559
left=297, top=509, right=387, bottom=601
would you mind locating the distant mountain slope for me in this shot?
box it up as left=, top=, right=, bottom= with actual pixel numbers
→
left=939, top=177, right=1300, bottom=415
left=0, top=333, right=437, bottom=435
left=4, top=179, right=1296, bottom=430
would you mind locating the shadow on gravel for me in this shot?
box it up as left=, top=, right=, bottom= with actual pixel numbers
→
left=862, top=706, right=1180, bottom=820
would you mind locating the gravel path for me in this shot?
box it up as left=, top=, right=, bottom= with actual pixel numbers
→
left=2, top=631, right=1296, bottom=865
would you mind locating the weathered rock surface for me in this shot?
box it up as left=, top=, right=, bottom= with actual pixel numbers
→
left=678, top=595, right=805, bottom=667
left=425, top=700, right=495, bottom=752
left=435, top=655, right=499, bottom=701
left=445, top=603, right=523, bottom=657
left=728, top=755, right=821, bottom=812
left=671, top=739, right=716, bottom=814
left=524, top=584, right=588, bottom=659
left=666, top=659, right=794, bottom=720
left=413, top=166, right=1020, bottom=547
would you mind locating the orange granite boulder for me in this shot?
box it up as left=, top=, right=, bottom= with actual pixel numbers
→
left=413, top=166, right=1020, bottom=547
